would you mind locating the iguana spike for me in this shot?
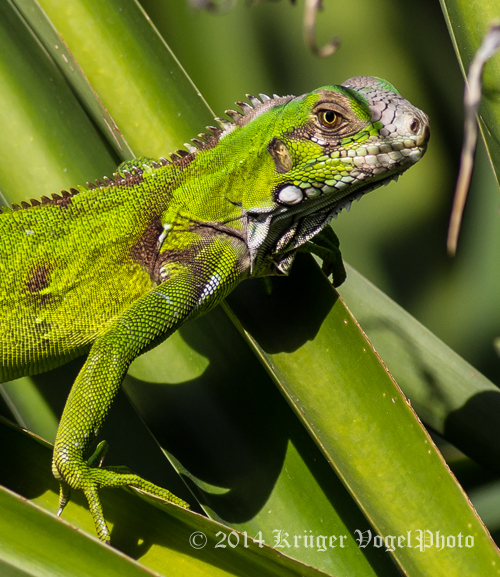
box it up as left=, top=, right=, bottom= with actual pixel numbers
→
left=214, top=117, right=233, bottom=130
left=103, top=176, right=116, bottom=186
left=30, top=198, right=41, bottom=206
left=191, top=138, right=206, bottom=149
left=246, top=94, right=262, bottom=107
left=159, top=157, right=170, bottom=166
left=40, top=196, right=50, bottom=204
left=95, top=179, right=105, bottom=188
left=199, top=133, right=218, bottom=148
left=184, top=143, right=198, bottom=153
left=112, top=172, right=125, bottom=184
left=11, top=203, right=21, bottom=211
left=131, top=166, right=143, bottom=175
left=168, top=152, right=179, bottom=162
left=175, top=149, right=190, bottom=158
left=61, top=190, right=71, bottom=198
left=122, top=170, right=132, bottom=179
left=21, top=201, right=31, bottom=209
left=86, top=182, right=97, bottom=190
left=151, top=160, right=161, bottom=169
left=259, top=93, right=271, bottom=102
left=236, top=101, right=253, bottom=114
left=225, top=109, right=243, bottom=122
left=69, top=188, right=79, bottom=196
left=51, top=193, right=62, bottom=201
left=206, top=125, right=222, bottom=136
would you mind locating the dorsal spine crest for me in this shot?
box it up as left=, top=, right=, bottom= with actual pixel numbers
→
left=0, top=91, right=293, bottom=215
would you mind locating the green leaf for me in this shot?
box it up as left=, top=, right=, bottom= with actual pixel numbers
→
left=0, top=418, right=329, bottom=577
left=226, top=256, right=500, bottom=576
left=125, top=306, right=400, bottom=577
left=439, top=0, right=500, bottom=185
left=0, top=0, right=119, bottom=201
left=339, top=264, right=500, bottom=474
left=15, top=0, right=214, bottom=160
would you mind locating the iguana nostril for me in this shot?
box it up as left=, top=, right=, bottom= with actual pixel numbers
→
left=409, top=117, right=420, bottom=134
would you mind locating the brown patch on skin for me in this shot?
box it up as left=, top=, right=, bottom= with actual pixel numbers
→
left=151, top=224, right=207, bottom=283
left=153, top=248, right=198, bottom=281
left=268, top=138, right=293, bottom=173
left=129, top=216, right=164, bottom=278
left=50, top=195, right=73, bottom=208
left=117, top=172, right=144, bottom=187
left=25, top=265, right=51, bottom=294
left=152, top=222, right=250, bottom=284
left=175, top=154, right=196, bottom=169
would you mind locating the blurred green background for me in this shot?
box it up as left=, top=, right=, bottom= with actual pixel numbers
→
left=140, top=0, right=500, bottom=385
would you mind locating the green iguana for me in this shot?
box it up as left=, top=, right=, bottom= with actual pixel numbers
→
left=0, top=76, right=430, bottom=543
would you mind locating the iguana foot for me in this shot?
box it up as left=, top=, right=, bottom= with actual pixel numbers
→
left=53, top=440, right=189, bottom=543
left=299, top=227, right=347, bottom=287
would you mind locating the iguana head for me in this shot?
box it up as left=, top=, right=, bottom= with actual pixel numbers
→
left=215, top=76, right=430, bottom=273
left=270, top=76, right=429, bottom=207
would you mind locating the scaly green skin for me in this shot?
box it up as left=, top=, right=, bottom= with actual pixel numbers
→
left=0, top=76, right=430, bottom=543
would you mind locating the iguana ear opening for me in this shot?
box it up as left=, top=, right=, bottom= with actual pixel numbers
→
left=268, top=138, right=292, bottom=173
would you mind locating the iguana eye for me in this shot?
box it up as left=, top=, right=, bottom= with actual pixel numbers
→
left=317, top=110, right=341, bottom=129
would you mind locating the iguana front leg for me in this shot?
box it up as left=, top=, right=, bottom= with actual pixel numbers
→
left=300, top=226, right=346, bottom=287
left=52, top=235, right=246, bottom=543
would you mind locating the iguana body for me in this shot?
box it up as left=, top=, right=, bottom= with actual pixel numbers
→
left=0, top=76, right=429, bottom=542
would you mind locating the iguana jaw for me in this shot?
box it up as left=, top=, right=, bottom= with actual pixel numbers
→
left=244, top=168, right=411, bottom=275
left=262, top=164, right=412, bottom=227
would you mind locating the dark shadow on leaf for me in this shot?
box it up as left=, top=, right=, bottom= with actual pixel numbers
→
left=123, top=303, right=290, bottom=524
left=354, top=315, right=453, bottom=413
left=290, top=414, right=402, bottom=575
left=349, top=312, right=500, bottom=476
left=445, top=391, right=500, bottom=477
left=0, top=417, right=60, bottom=500
left=227, top=253, right=336, bottom=353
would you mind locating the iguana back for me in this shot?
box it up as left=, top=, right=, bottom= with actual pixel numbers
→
left=0, top=165, right=172, bottom=377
